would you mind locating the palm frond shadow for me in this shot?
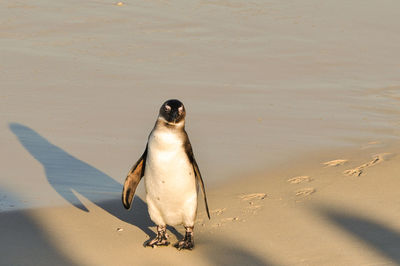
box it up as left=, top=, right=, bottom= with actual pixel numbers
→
left=318, top=206, right=400, bottom=263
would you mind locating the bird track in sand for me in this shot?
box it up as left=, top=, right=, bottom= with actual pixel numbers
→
left=207, top=193, right=268, bottom=228
left=343, top=153, right=393, bottom=176
left=322, top=159, right=348, bottom=167
left=239, top=193, right=267, bottom=201
left=240, top=193, right=267, bottom=216
left=210, top=216, right=240, bottom=228
left=295, top=188, right=316, bottom=197
left=210, top=208, right=226, bottom=215
left=287, top=176, right=312, bottom=184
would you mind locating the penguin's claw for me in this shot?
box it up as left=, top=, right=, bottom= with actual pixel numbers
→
left=175, top=226, right=194, bottom=250
left=146, top=226, right=169, bottom=248
left=175, top=239, right=194, bottom=250
left=146, top=238, right=170, bottom=248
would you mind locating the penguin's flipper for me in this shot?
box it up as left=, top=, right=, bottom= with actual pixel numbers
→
left=122, top=146, right=147, bottom=210
left=185, top=140, right=210, bottom=219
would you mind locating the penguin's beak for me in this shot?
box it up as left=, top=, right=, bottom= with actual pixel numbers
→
left=171, top=111, right=179, bottom=122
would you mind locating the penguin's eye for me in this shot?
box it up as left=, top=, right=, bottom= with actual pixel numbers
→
left=164, top=105, right=171, bottom=113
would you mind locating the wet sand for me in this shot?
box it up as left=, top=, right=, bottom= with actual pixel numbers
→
left=1, top=0, right=400, bottom=265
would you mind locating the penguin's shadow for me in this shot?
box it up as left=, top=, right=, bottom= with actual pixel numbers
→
left=9, top=123, right=182, bottom=243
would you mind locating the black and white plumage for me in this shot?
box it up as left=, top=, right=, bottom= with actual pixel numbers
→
left=122, top=99, right=210, bottom=250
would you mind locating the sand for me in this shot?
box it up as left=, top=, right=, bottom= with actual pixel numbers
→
left=1, top=0, right=400, bottom=265
left=2, top=144, right=400, bottom=265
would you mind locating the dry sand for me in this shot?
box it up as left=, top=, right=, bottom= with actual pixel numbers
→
left=1, top=0, right=400, bottom=265
left=2, top=143, right=400, bottom=265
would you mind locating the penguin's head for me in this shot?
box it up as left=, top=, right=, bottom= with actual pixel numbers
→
left=159, top=99, right=186, bottom=125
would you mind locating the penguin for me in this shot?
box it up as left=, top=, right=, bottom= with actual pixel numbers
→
left=122, top=99, right=210, bottom=250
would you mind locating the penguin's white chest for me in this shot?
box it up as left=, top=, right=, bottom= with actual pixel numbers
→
left=144, top=130, right=197, bottom=225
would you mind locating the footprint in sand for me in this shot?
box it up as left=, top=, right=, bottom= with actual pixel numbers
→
left=239, top=193, right=267, bottom=215
left=343, top=153, right=393, bottom=176
left=210, top=193, right=268, bottom=229
left=222, top=217, right=239, bottom=222
left=239, top=193, right=267, bottom=201
left=287, top=176, right=312, bottom=184
left=209, top=212, right=240, bottom=228
left=322, top=159, right=348, bottom=167
left=210, top=208, right=226, bottom=215
left=295, top=188, right=316, bottom=197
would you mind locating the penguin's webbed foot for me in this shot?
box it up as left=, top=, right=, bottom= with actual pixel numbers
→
left=146, top=225, right=169, bottom=248
left=175, top=238, right=194, bottom=250
left=147, top=237, right=169, bottom=247
left=175, top=226, right=194, bottom=250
